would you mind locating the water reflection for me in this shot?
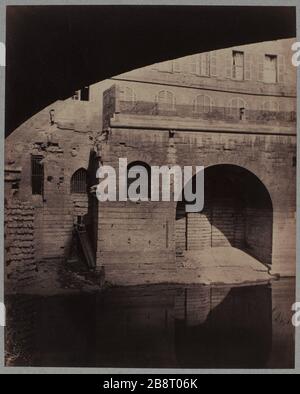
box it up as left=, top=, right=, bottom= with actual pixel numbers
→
left=6, top=279, right=295, bottom=369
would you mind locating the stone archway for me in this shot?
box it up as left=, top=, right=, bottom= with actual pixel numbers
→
left=176, top=164, right=273, bottom=267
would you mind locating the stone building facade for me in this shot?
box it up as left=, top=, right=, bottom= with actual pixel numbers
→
left=5, top=38, right=297, bottom=286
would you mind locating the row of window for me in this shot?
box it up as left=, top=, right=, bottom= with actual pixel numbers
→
left=31, top=158, right=88, bottom=196
left=71, top=51, right=286, bottom=103
left=154, top=51, right=285, bottom=84
left=120, top=87, right=284, bottom=114
left=31, top=160, right=151, bottom=198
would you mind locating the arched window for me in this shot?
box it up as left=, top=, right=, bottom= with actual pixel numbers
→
left=71, top=168, right=87, bottom=194
left=120, top=87, right=136, bottom=110
left=228, top=97, right=248, bottom=120
left=262, top=100, right=279, bottom=112
left=193, top=95, right=214, bottom=114
left=156, top=90, right=176, bottom=112
left=127, top=162, right=151, bottom=200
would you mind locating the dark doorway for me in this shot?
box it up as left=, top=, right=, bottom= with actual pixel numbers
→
left=176, top=165, right=273, bottom=266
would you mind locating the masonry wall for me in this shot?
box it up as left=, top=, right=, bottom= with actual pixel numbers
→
left=97, top=127, right=296, bottom=282
left=4, top=201, right=36, bottom=294
left=5, top=37, right=296, bottom=285
left=5, top=102, right=98, bottom=263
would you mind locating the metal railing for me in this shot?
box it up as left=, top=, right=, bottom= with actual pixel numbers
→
left=118, top=101, right=296, bottom=126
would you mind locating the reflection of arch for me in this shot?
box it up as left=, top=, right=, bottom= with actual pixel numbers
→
left=193, top=95, right=214, bottom=114
left=127, top=161, right=151, bottom=199
left=71, top=168, right=87, bottom=194
left=156, top=90, right=176, bottom=112
left=175, top=283, right=272, bottom=368
left=176, top=164, right=273, bottom=266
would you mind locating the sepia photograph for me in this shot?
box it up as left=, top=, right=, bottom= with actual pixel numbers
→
left=2, top=3, right=298, bottom=372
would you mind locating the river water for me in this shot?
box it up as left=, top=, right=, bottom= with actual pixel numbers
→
left=6, top=278, right=295, bottom=369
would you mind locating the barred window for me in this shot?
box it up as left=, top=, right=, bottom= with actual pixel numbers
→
left=71, top=168, right=87, bottom=194
left=31, top=155, right=44, bottom=196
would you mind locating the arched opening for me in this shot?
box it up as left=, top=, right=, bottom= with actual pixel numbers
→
left=193, top=95, right=214, bottom=114
left=127, top=161, right=152, bottom=200
left=176, top=165, right=273, bottom=267
left=228, top=98, right=248, bottom=120
left=156, top=90, right=176, bottom=113
left=71, top=168, right=88, bottom=194
left=120, top=86, right=136, bottom=111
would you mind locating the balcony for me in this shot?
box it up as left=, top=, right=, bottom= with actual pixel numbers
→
left=118, top=100, right=296, bottom=127
left=103, top=85, right=296, bottom=135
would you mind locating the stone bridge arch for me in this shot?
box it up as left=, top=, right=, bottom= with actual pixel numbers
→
left=176, top=164, right=273, bottom=267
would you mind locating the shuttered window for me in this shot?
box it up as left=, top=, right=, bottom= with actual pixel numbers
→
left=189, top=56, right=198, bottom=74
left=200, top=53, right=210, bottom=76
left=264, top=55, right=278, bottom=83
left=277, top=55, right=285, bottom=83
left=210, top=52, right=217, bottom=77
left=244, top=53, right=252, bottom=81
left=232, top=51, right=244, bottom=81
left=31, top=155, right=44, bottom=196
left=173, top=59, right=182, bottom=73
left=189, top=53, right=213, bottom=77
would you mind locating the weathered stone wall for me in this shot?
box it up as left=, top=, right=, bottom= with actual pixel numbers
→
left=4, top=201, right=36, bottom=294
left=5, top=103, right=97, bottom=262
left=97, top=125, right=296, bottom=282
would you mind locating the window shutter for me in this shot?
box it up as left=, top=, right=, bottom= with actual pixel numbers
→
left=244, top=53, right=252, bottom=81
left=210, top=52, right=217, bottom=77
left=258, top=55, right=265, bottom=82
left=204, top=95, right=213, bottom=113
left=278, top=55, right=285, bottom=83
left=226, top=54, right=232, bottom=79
left=199, top=54, right=208, bottom=76
left=190, top=56, right=198, bottom=74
